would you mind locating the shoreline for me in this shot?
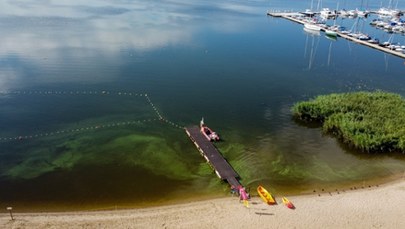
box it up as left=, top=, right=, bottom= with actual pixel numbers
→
left=4, top=172, right=404, bottom=213
left=1, top=178, right=404, bottom=228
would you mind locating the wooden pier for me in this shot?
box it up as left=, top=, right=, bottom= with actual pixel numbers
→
left=185, top=126, right=241, bottom=189
left=267, top=11, right=405, bottom=59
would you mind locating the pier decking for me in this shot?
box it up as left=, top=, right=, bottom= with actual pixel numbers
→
left=185, top=126, right=241, bottom=188
left=267, top=11, right=405, bottom=59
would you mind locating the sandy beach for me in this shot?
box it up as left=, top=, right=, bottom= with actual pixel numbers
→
left=1, top=179, right=405, bottom=229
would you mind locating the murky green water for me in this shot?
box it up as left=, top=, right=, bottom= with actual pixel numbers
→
left=1, top=0, right=405, bottom=211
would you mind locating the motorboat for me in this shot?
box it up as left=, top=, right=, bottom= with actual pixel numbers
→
left=325, top=29, right=338, bottom=37
left=358, top=34, right=371, bottom=40
left=301, top=9, right=316, bottom=17
left=338, top=9, right=350, bottom=17
left=356, top=8, right=370, bottom=17
left=370, top=19, right=382, bottom=26
left=320, top=8, right=337, bottom=18
left=347, top=10, right=358, bottom=18
left=377, top=8, right=400, bottom=17
left=368, top=38, right=379, bottom=44
left=200, top=118, right=219, bottom=141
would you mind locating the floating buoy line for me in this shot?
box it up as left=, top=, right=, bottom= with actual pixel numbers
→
left=0, top=90, right=184, bottom=142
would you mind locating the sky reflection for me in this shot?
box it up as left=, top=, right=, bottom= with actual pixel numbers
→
left=0, top=0, right=264, bottom=90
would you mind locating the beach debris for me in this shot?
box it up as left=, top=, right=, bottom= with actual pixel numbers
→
left=255, top=212, right=274, bottom=216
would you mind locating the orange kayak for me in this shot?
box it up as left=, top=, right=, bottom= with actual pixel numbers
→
left=257, top=185, right=276, bottom=205
left=282, top=197, right=295, bottom=209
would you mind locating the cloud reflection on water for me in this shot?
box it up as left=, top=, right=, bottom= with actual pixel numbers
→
left=0, top=0, right=263, bottom=89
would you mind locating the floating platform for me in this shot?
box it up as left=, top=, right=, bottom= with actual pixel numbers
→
left=185, top=126, right=241, bottom=188
left=267, top=11, right=405, bottom=59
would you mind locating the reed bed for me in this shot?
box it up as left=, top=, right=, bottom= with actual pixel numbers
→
left=292, top=91, right=405, bottom=153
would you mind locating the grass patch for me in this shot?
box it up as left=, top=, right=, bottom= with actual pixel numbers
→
left=292, top=91, right=405, bottom=153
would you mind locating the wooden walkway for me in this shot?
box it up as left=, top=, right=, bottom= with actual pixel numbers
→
left=185, top=126, right=241, bottom=188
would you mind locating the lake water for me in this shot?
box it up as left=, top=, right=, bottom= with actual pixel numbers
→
left=1, top=0, right=405, bottom=211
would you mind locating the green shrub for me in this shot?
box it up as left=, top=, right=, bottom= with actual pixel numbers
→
left=292, top=91, right=405, bottom=153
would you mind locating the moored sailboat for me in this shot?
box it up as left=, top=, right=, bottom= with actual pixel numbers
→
left=304, top=23, right=322, bottom=31
left=325, top=29, right=338, bottom=37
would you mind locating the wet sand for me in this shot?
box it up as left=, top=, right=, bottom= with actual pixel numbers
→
left=1, top=179, right=404, bottom=229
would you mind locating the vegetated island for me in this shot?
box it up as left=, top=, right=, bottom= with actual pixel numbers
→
left=292, top=91, right=405, bottom=153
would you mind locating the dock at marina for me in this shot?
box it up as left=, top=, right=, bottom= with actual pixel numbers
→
left=267, top=11, right=405, bottom=59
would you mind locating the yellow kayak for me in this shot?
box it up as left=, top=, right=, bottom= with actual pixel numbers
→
left=257, top=185, right=276, bottom=205
left=282, top=197, right=295, bottom=209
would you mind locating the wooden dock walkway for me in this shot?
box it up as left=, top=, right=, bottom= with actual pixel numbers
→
left=185, top=126, right=241, bottom=189
left=267, top=11, right=405, bottom=60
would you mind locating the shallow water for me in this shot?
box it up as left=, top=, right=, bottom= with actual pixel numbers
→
left=1, top=0, right=405, bottom=210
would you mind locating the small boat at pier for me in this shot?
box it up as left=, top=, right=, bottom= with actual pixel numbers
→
left=325, top=29, right=338, bottom=37
left=368, top=38, right=379, bottom=44
left=257, top=185, right=276, bottom=205
left=356, top=8, right=370, bottom=18
left=377, top=8, right=401, bottom=17
left=304, top=23, right=321, bottom=31
left=320, top=8, right=337, bottom=19
left=301, top=9, right=316, bottom=17
left=200, top=118, right=219, bottom=141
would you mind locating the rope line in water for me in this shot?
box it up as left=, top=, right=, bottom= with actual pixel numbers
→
left=143, top=93, right=184, bottom=129
left=145, top=94, right=163, bottom=120
left=0, top=119, right=161, bottom=142
left=160, top=118, right=185, bottom=130
left=0, top=90, right=185, bottom=142
left=0, top=90, right=147, bottom=97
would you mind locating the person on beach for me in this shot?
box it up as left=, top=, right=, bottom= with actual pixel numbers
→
left=230, top=185, right=237, bottom=196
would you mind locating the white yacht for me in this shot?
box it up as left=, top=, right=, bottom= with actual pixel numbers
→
left=320, top=8, right=336, bottom=18
left=377, top=8, right=400, bottom=17
left=356, top=8, right=369, bottom=17
left=304, top=23, right=322, bottom=31
left=338, top=9, right=350, bottom=17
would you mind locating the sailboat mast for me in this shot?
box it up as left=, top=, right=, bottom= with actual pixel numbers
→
left=334, top=2, right=339, bottom=26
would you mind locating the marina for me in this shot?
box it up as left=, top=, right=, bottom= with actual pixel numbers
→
left=267, top=11, right=405, bottom=59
